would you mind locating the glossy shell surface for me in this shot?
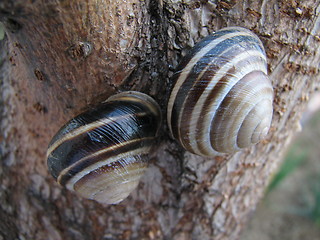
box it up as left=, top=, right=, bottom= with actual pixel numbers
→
left=167, top=27, right=273, bottom=156
left=47, top=91, right=161, bottom=204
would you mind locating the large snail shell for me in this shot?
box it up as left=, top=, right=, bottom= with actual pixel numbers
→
left=167, top=27, right=273, bottom=156
left=47, top=91, right=161, bottom=204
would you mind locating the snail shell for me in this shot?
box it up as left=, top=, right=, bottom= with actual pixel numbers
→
left=167, top=27, right=273, bottom=156
left=46, top=91, right=161, bottom=204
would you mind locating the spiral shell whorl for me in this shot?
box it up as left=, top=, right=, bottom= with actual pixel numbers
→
left=47, top=91, right=161, bottom=204
left=167, top=27, right=273, bottom=156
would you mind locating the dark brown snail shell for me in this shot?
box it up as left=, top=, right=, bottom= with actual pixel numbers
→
left=47, top=91, right=161, bottom=204
left=167, top=27, right=273, bottom=156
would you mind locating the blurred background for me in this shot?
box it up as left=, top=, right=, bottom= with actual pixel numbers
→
left=240, top=94, right=320, bottom=240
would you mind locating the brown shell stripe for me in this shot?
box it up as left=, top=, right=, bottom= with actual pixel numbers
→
left=179, top=49, right=267, bottom=155
left=46, top=111, right=150, bottom=160
left=108, top=92, right=161, bottom=118
left=190, top=52, right=268, bottom=155
left=167, top=28, right=265, bottom=138
left=73, top=157, right=147, bottom=201
left=168, top=30, right=267, bottom=156
left=58, top=137, right=154, bottom=185
left=209, top=72, right=273, bottom=153
left=166, top=31, right=250, bottom=136
left=65, top=144, right=151, bottom=193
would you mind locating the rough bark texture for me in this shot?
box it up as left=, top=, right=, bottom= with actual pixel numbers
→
left=0, top=0, right=319, bottom=240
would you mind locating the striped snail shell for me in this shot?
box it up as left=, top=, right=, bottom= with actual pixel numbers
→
left=46, top=91, right=161, bottom=204
left=167, top=27, right=273, bottom=156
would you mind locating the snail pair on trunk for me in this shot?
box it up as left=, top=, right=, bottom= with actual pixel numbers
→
left=46, top=27, right=274, bottom=204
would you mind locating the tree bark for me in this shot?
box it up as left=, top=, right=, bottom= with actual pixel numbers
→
left=0, top=0, right=320, bottom=239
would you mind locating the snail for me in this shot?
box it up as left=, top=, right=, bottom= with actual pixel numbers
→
left=167, top=27, right=273, bottom=157
left=46, top=91, right=161, bottom=204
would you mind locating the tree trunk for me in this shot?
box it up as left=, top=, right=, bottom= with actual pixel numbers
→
left=0, top=0, right=319, bottom=239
